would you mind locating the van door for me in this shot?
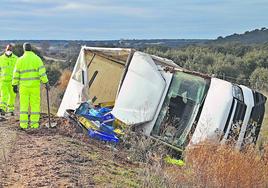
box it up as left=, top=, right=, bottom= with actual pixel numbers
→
left=112, top=52, right=166, bottom=125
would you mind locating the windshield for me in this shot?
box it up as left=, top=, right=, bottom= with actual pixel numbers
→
left=152, top=71, right=210, bottom=148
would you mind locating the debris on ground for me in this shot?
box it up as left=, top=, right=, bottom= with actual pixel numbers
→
left=69, top=101, right=125, bottom=144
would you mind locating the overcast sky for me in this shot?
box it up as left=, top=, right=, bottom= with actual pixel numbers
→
left=0, top=0, right=267, bottom=40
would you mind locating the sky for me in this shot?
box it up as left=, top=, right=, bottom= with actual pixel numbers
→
left=0, top=0, right=267, bottom=40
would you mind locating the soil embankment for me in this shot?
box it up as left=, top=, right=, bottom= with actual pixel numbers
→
left=0, top=116, right=142, bottom=187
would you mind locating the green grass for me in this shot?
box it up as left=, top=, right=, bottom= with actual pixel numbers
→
left=92, top=164, right=141, bottom=188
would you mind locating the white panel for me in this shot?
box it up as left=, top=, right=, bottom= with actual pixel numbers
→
left=151, top=55, right=181, bottom=68
left=236, top=85, right=254, bottom=149
left=57, top=48, right=86, bottom=116
left=112, top=52, right=166, bottom=125
left=57, top=79, right=84, bottom=116
left=190, top=78, right=233, bottom=144
left=140, top=69, right=173, bottom=136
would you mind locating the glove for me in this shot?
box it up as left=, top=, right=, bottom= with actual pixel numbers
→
left=45, top=82, right=50, bottom=91
left=13, top=85, right=18, bottom=94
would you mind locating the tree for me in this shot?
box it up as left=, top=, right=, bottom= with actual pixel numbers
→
left=40, top=42, right=50, bottom=53
left=13, top=44, right=24, bottom=57
left=250, top=67, right=268, bottom=91
left=46, top=66, right=61, bottom=86
left=13, top=44, right=43, bottom=59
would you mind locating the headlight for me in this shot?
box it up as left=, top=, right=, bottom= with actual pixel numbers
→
left=232, top=85, right=244, bottom=101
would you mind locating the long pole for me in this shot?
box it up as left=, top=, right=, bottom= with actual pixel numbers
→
left=46, top=87, right=51, bottom=127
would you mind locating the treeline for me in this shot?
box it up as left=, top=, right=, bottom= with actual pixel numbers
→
left=6, top=41, right=268, bottom=92
left=144, top=43, right=268, bottom=91
left=215, top=27, right=268, bottom=44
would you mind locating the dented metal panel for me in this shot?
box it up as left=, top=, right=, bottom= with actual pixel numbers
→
left=112, top=52, right=166, bottom=125
left=190, top=78, right=234, bottom=144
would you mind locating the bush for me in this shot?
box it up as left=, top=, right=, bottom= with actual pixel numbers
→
left=250, top=67, right=268, bottom=91
left=13, top=44, right=43, bottom=58
left=58, top=69, right=72, bottom=90
left=158, top=141, right=268, bottom=187
left=46, top=66, right=61, bottom=86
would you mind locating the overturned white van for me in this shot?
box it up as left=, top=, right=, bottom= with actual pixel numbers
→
left=58, top=46, right=266, bottom=150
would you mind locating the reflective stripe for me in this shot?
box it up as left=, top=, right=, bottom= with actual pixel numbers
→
left=17, top=69, right=38, bottom=74
left=20, top=111, right=28, bottom=114
left=40, top=73, right=47, bottom=77
left=20, top=111, right=40, bottom=115
left=20, top=77, right=40, bottom=81
left=39, top=66, right=45, bottom=70
left=0, top=66, right=10, bottom=69
left=31, top=112, right=40, bottom=115
left=30, top=121, right=39, bottom=124
left=0, top=74, right=9, bottom=77
left=20, top=120, right=28, bottom=123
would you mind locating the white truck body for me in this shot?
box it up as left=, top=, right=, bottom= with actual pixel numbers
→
left=58, top=46, right=266, bottom=150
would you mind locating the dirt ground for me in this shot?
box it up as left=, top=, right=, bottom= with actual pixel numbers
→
left=0, top=116, right=143, bottom=188
left=2, top=113, right=266, bottom=188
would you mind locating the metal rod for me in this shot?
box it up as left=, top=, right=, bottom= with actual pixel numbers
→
left=87, top=53, right=96, bottom=68
left=46, top=87, right=51, bottom=127
left=88, top=71, right=98, bottom=88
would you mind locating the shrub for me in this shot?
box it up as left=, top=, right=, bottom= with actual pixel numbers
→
left=163, top=141, right=268, bottom=187
left=45, top=66, right=61, bottom=86
left=250, top=67, right=268, bottom=91
left=58, top=69, right=72, bottom=90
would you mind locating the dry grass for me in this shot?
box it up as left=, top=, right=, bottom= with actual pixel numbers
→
left=58, top=69, right=72, bottom=90
left=122, top=130, right=169, bottom=163
left=142, top=141, right=268, bottom=188
left=260, top=92, right=268, bottom=144
left=40, top=86, right=63, bottom=114
left=181, top=142, right=268, bottom=187
left=126, top=133, right=268, bottom=187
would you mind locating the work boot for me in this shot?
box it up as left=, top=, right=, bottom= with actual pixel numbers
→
left=20, top=122, right=28, bottom=129
left=18, top=126, right=27, bottom=131
left=30, top=123, right=39, bottom=129
left=6, top=112, right=14, bottom=117
left=0, top=109, right=5, bottom=116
